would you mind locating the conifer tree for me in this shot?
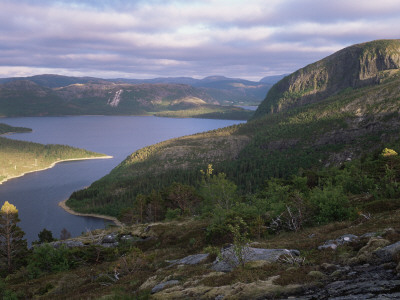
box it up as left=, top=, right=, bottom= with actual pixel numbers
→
left=0, top=201, right=27, bottom=273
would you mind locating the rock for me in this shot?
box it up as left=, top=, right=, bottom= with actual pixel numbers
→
left=352, top=237, right=391, bottom=263
left=318, top=234, right=358, bottom=250
left=139, top=275, right=158, bottom=291
left=168, top=253, right=209, bottom=266
left=102, top=233, right=117, bottom=244
left=320, top=263, right=337, bottom=273
left=212, top=246, right=299, bottom=272
left=50, top=240, right=84, bottom=248
left=151, top=274, right=302, bottom=300
left=286, top=262, right=400, bottom=299
left=374, top=241, right=400, bottom=262
left=151, top=280, right=180, bottom=294
left=360, top=232, right=378, bottom=238
left=307, top=271, right=325, bottom=279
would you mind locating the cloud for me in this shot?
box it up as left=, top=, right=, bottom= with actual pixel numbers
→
left=0, top=0, right=399, bottom=80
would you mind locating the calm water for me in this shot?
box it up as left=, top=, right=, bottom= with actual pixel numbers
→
left=0, top=116, right=244, bottom=244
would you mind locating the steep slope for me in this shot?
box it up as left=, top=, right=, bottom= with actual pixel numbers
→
left=254, top=39, right=400, bottom=117
left=67, top=39, right=400, bottom=216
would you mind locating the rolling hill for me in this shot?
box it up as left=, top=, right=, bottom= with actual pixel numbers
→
left=0, top=74, right=283, bottom=118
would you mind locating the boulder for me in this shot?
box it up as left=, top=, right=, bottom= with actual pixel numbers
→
left=50, top=240, right=84, bottom=248
left=102, top=233, right=118, bottom=244
left=212, top=245, right=299, bottom=272
left=374, top=240, right=400, bottom=262
left=352, top=237, right=391, bottom=263
left=151, top=280, right=180, bottom=294
left=318, top=234, right=358, bottom=250
left=168, top=253, right=209, bottom=266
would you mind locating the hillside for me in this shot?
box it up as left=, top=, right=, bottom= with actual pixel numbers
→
left=66, top=39, right=400, bottom=216
left=254, top=39, right=400, bottom=117
left=0, top=80, right=253, bottom=119
left=0, top=74, right=283, bottom=118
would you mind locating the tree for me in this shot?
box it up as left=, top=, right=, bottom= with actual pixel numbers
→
left=0, top=201, right=27, bottom=273
left=37, top=228, right=55, bottom=244
left=60, top=228, right=71, bottom=240
left=165, top=182, right=200, bottom=215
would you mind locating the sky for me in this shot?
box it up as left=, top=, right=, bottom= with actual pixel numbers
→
left=0, top=0, right=400, bottom=81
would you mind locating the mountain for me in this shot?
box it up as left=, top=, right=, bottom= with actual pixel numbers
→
left=66, top=39, right=400, bottom=216
left=0, top=74, right=282, bottom=118
left=0, top=80, right=254, bottom=119
left=259, top=74, right=287, bottom=84
left=254, top=39, right=400, bottom=118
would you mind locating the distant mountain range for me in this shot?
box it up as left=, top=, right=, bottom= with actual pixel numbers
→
left=0, top=74, right=285, bottom=118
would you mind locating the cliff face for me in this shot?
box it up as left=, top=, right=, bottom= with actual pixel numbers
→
left=254, top=39, right=400, bottom=117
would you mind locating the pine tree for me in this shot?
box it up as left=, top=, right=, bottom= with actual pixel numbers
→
left=0, top=201, right=28, bottom=273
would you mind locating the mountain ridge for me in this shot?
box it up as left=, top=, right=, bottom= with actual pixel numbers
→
left=254, top=39, right=400, bottom=118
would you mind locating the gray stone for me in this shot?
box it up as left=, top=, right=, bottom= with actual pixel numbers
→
left=318, top=234, right=359, bottom=250
left=102, top=233, right=118, bottom=244
left=211, top=246, right=299, bottom=272
left=374, top=241, right=400, bottom=262
left=168, top=253, right=209, bottom=266
left=50, top=240, right=84, bottom=248
left=151, top=280, right=180, bottom=294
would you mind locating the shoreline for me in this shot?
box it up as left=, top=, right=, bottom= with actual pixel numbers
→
left=58, top=199, right=123, bottom=227
left=0, top=155, right=113, bottom=185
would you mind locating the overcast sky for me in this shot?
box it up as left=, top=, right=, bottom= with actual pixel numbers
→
left=1, top=0, right=400, bottom=81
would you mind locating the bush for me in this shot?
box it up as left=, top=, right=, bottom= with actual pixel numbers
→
left=165, top=208, right=181, bottom=220
left=309, top=185, right=355, bottom=225
left=27, top=244, right=72, bottom=278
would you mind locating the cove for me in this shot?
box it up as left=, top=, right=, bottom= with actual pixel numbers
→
left=0, top=116, right=244, bottom=244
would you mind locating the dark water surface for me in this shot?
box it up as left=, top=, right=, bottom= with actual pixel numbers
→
left=0, top=116, right=244, bottom=244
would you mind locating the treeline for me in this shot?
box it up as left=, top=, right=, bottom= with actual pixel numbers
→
left=116, top=146, right=400, bottom=243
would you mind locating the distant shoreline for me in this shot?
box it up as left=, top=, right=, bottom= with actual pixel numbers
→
left=58, top=199, right=123, bottom=227
left=0, top=155, right=113, bottom=185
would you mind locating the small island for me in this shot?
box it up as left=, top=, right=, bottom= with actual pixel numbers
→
left=0, top=123, right=112, bottom=185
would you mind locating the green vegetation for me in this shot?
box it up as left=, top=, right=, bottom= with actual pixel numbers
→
left=155, top=105, right=253, bottom=120
left=2, top=39, right=400, bottom=298
left=0, top=130, right=109, bottom=184
left=0, top=123, right=32, bottom=135
left=0, top=149, right=399, bottom=298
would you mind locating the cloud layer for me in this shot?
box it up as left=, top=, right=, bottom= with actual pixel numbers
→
left=1, top=0, right=400, bottom=80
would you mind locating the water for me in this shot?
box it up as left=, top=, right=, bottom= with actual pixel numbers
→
left=0, top=116, right=244, bottom=244
left=237, top=105, right=258, bottom=111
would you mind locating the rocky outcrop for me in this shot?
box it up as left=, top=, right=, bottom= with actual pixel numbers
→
left=212, top=245, right=300, bottom=272
left=254, top=39, right=400, bottom=117
left=292, top=262, right=400, bottom=299
left=167, top=253, right=210, bottom=266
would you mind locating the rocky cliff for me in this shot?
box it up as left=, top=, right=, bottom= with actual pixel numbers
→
left=254, top=39, right=400, bottom=117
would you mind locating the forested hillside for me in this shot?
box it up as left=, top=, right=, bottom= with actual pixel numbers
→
left=0, top=125, right=109, bottom=184
left=67, top=39, right=400, bottom=218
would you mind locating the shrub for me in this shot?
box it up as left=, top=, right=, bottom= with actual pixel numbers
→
left=309, top=185, right=355, bottom=225
left=165, top=208, right=181, bottom=220
left=27, top=244, right=72, bottom=278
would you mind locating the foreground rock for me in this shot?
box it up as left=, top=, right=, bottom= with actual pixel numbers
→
left=151, top=275, right=302, bottom=300
left=292, top=262, right=400, bottom=300
left=212, top=245, right=300, bottom=272
left=167, top=253, right=210, bottom=266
